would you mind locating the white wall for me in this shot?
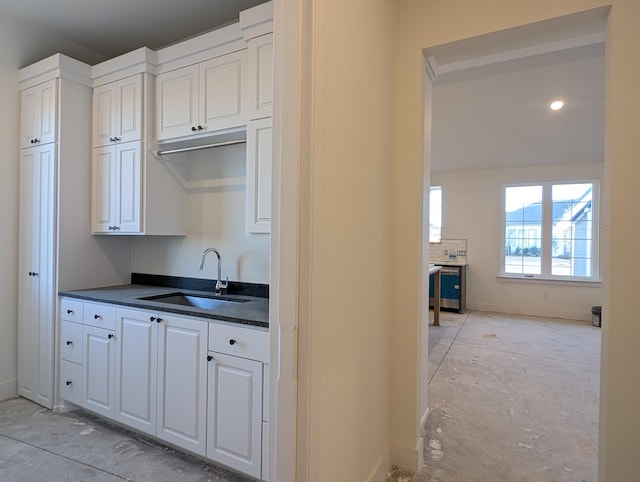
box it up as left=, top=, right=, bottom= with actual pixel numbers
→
left=432, top=161, right=604, bottom=321
left=132, top=143, right=270, bottom=284
left=0, top=62, right=19, bottom=400
left=289, top=0, right=396, bottom=479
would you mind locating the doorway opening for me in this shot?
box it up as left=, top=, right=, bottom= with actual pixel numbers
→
left=420, top=7, right=607, bottom=479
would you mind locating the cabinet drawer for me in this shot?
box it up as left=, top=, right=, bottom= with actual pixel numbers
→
left=208, top=323, right=269, bottom=362
left=61, top=298, right=83, bottom=323
left=60, top=360, right=82, bottom=405
left=83, top=302, right=116, bottom=330
left=60, top=321, right=83, bottom=364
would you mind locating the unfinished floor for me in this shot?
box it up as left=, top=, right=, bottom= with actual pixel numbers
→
left=392, top=310, right=601, bottom=482
left=0, top=311, right=600, bottom=481
left=0, top=397, right=252, bottom=481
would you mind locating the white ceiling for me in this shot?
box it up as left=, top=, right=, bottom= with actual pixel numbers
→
left=428, top=8, right=607, bottom=173
left=0, top=0, right=266, bottom=65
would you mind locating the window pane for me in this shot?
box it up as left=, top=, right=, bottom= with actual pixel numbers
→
left=429, top=186, right=442, bottom=243
left=551, top=183, right=593, bottom=276
left=504, top=185, right=542, bottom=274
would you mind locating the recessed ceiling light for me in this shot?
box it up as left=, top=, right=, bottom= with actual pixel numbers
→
left=550, top=100, right=564, bottom=111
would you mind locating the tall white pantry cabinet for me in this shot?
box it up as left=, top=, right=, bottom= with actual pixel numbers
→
left=17, top=55, right=129, bottom=408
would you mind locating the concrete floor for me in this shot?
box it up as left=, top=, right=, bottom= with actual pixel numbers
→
left=391, top=310, right=600, bottom=482
left=1, top=311, right=600, bottom=482
left=0, top=397, right=252, bottom=481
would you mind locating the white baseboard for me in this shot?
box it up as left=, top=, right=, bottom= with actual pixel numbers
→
left=391, top=437, right=424, bottom=473
left=367, top=444, right=391, bottom=482
left=468, top=303, right=592, bottom=322
left=0, top=378, right=17, bottom=401
left=420, top=407, right=431, bottom=428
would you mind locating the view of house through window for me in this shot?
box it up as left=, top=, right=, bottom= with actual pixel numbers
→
left=429, top=186, right=442, bottom=243
left=503, top=181, right=597, bottom=280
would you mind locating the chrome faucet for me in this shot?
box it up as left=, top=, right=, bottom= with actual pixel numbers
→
left=198, top=247, right=228, bottom=295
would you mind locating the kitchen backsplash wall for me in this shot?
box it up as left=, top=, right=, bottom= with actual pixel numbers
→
left=429, top=238, right=467, bottom=264
left=132, top=143, right=270, bottom=284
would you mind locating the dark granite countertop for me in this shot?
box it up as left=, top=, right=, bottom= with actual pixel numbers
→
left=59, top=283, right=269, bottom=329
left=431, top=261, right=468, bottom=267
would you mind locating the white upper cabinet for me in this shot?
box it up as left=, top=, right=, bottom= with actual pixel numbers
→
left=156, top=50, right=247, bottom=142
left=20, top=79, right=57, bottom=148
left=200, top=51, right=246, bottom=132
left=155, top=64, right=199, bottom=141
left=246, top=33, right=273, bottom=120
left=93, top=74, right=143, bottom=147
left=246, top=117, right=272, bottom=233
left=90, top=66, right=185, bottom=236
left=92, top=141, right=142, bottom=234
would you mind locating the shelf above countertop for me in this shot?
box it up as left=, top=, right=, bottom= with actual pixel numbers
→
left=59, top=284, right=269, bottom=329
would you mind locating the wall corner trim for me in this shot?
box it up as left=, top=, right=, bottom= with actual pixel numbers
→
left=391, top=437, right=424, bottom=473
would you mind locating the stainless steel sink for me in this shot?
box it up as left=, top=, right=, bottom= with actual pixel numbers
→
left=139, top=292, right=248, bottom=310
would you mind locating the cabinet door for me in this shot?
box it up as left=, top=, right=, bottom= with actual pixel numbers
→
left=20, top=79, right=57, bottom=148
left=91, top=142, right=142, bottom=234
left=82, top=325, right=116, bottom=418
left=92, top=83, right=117, bottom=147
left=116, top=74, right=143, bottom=143
left=156, top=65, right=199, bottom=141
left=156, top=315, right=208, bottom=455
left=207, top=352, right=263, bottom=478
left=17, top=144, right=56, bottom=409
left=245, top=118, right=272, bottom=233
left=115, top=142, right=142, bottom=233
left=94, top=76, right=142, bottom=147
left=115, top=308, right=158, bottom=436
left=91, top=146, right=117, bottom=233
left=247, top=34, right=273, bottom=120
left=200, top=50, right=247, bottom=132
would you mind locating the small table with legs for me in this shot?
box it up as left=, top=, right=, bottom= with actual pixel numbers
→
left=429, top=264, right=442, bottom=326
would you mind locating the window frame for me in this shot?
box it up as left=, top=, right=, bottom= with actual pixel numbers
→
left=500, top=179, right=600, bottom=282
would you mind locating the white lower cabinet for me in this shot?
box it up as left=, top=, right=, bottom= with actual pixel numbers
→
left=115, top=307, right=208, bottom=455
left=207, top=352, right=263, bottom=478
left=156, top=315, right=208, bottom=455
left=59, top=360, right=82, bottom=405
left=59, top=297, right=268, bottom=478
left=206, top=322, right=269, bottom=479
left=114, top=308, right=158, bottom=435
left=82, top=325, right=116, bottom=418
left=262, top=421, right=269, bottom=481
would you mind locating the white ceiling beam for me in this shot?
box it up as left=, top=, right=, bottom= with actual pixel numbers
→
left=431, top=32, right=605, bottom=77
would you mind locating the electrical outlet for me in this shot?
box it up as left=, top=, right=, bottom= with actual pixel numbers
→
left=444, top=250, right=448, bottom=255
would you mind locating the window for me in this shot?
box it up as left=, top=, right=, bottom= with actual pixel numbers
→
left=429, top=186, right=442, bottom=243
left=502, top=181, right=598, bottom=281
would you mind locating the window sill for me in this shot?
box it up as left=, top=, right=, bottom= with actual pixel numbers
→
left=497, top=275, right=602, bottom=287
